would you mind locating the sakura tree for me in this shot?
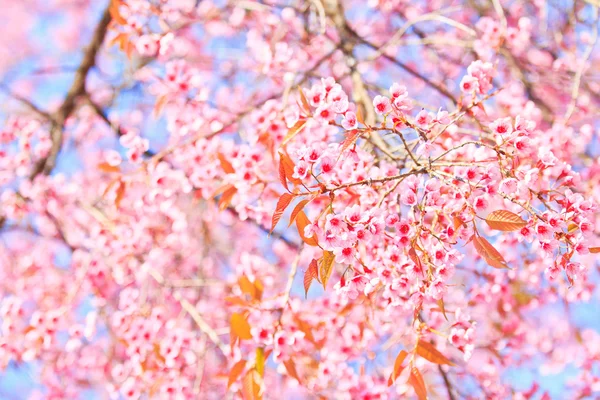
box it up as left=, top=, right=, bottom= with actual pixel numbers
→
left=1, top=0, right=600, bottom=398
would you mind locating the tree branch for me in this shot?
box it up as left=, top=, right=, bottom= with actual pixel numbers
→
left=30, top=3, right=113, bottom=178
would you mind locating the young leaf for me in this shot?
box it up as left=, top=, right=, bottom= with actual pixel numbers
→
left=296, top=211, right=319, bottom=246
left=289, top=198, right=312, bottom=227
left=437, top=298, right=449, bottom=321
left=279, top=151, right=302, bottom=185
left=278, top=159, right=289, bottom=192
left=472, top=235, right=510, bottom=269
left=270, top=193, right=295, bottom=233
left=218, top=153, right=235, bottom=174
left=485, top=210, right=527, bottom=231
left=387, top=350, right=408, bottom=386
left=219, top=186, right=237, bottom=211
left=109, top=0, right=127, bottom=25
left=231, top=313, right=252, bottom=340
left=97, top=162, right=120, bottom=173
left=281, top=119, right=307, bottom=146
left=318, top=250, right=335, bottom=289
left=242, top=370, right=261, bottom=400
left=356, top=104, right=366, bottom=126
left=255, top=348, right=265, bottom=377
left=153, top=94, right=168, bottom=118
left=298, top=88, right=311, bottom=114
left=115, top=181, right=126, bottom=208
left=589, top=247, right=600, bottom=253
left=304, top=259, right=318, bottom=298
left=238, top=275, right=257, bottom=300
left=228, top=360, right=246, bottom=389
left=416, top=340, right=455, bottom=366
left=283, top=359, right=301, bottom=383
left=339, top=129, right=361, bottom=156
left=408, top=367, right=428, bottom=400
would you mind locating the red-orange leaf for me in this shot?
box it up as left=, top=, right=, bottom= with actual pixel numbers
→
left=416, top=340, right=455, bottom=366
left=289, top=198, right=311, bottom=227
left=218, top=153, right=235, bottom=174
left=387, top=350, right=408, bottom=386
left=472, top=235, right=510, bottom=269
left=408, top=368, right=428, bottom=400
left=241, top=370, right=261, bottom=400
left=279, top=152, right=301, bottom=185
left=485, top=210, right=527, bottom=231
left=296, top=211, right=318, bottom=246
left=115, top=181, right=126, bottom=208
left=219, top=186, right=237, bottom=211
left=339, top=129, right=361, bottom=156
left=304, top=259, right=318, bottom=298
left=281, top=120, right=307, bottom=146
left=228, top=360, right=246, bottom=389
left=109, top=0, right=127, bottom=25
left=298, top=88, right=311, bottom=114
left=589, top=247, right=600, bottom=253
left=283, top=359, right=301, bottom=383
left=318, top=251, right=335, bottom=289
left=231, top=313, right=252, bottom=340
left=270, top=193, right=295, bottom=233
left=278, top=158, right=289, bottom=192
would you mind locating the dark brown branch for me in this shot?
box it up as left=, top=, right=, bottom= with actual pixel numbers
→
left=439, top=365, right=457, bottom=400
left=30, top=3, right=113, bottom=178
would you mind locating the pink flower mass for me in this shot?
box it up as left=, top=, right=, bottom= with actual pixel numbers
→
left=0, top=0, right=599, bottom=399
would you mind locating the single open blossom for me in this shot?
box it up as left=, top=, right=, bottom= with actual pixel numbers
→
left=373, top=95, right=391, bottom=114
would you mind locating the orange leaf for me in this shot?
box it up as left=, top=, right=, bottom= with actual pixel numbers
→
left=318, top=250, right=335, bottom=289
left=289, top=199, right=311, bottom=227
left=98, top=162, right=120, bottom=173
left=278, top=158, right=289, bottom=192
left=485, top=210, right=527, bottom=231
left=304, top=259, right=318, bottom=298
left=281, top=120, right=307, bottom=146
left=153, top=95, right=168, bottom=118
left=589, top=247, right=600, bottom=253
left=109, top=32, right=127, bottom=48
left=109, top=0, right=127, bottom=25
left=279, top=151, right=301, bottom=185
left=228, top=360, right=246, bottom=389
left=408, top=246, right=422, bottom=271
left=416, top=340, right=455, bottom=366
left=356, top=104, right=365, bottom=126
left=271, top=193, right=295, bottom=233
left=115, top=181, right=126, bottom=208
left=218, top=186, right=237, bottom=211
left=472, top=235, right=510, bottom=269
left=225, top=296, right=249, bottom=307
left=238, top=275, right=256, bottom=299
left=339, top=129, right=361, bottom=156
left=437, top=298, right=448, bottom=321
left=283, top=359, right=301, bottom=383
left=296, top=211, right=318, bottom=246
left=387, top=350, right=408, bottom=386
left=218, top=153, right=235, bottom=174
left=231, top=313, right=252, bottom=340
left=298, top=88, right=311, bottom=114
left=242, top=370, right=261, bottom=400
left=294, top=316, right=315, bottom=344
left=408, top=368, right=428, bottom=400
